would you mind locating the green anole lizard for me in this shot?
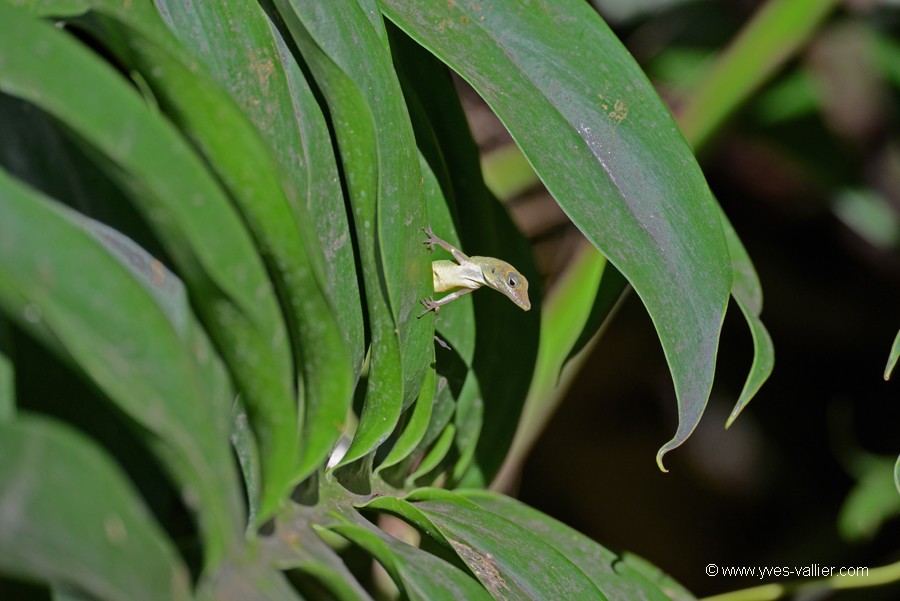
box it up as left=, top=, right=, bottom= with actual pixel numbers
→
left=418, top=226, right=531, bottom=318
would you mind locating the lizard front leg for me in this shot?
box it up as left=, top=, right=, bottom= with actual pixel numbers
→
left=422, top=225, right=470, bottom=265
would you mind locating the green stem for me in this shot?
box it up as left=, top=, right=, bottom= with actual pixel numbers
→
left=677, top=0, right=839, bottom=153
left=492, top=244, right=615, bottom=491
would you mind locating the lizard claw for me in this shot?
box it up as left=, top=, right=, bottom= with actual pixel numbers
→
left=418, top=296, right=440, bottom=318
left=421, top=225, right=436, bottom=253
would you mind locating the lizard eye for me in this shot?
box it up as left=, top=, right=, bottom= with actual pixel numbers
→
left=507, top=273, right=518, bottom=288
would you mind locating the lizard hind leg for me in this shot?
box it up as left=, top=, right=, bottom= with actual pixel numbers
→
left=418, top=296, right=441, bottom=318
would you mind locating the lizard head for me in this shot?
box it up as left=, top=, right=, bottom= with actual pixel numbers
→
left=481, top=259, right=531, bottom=311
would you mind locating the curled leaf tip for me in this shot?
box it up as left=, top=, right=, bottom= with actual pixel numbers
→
left=655, top=448, right=670, bottom=473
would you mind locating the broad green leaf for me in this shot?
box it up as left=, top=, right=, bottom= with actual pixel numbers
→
left=721, top=215, right=774, bottom=426
left=1, top=2, right=295, bottom=520
left=0, top=319, right=12, bottom=421
left=477, top=135, right=775, bottom=475
left=461, top=490, right=692, bottom=601
left=884, top=329, right=900, bottom=380
left=0, top=415, right=192, bottom=601
left=381, top=0, right=730, bottom=472
left=368, top=493, right=605, bottom=599
left=386, top=25, right=541, bottom=486
left=414, top=502, right=604, bottom=599
left=274, top=0, right=431, bottom=470
left=327, top=521, right=493, bottom=601
left=150, top=0, right=361, bottom=479
left=0, top=167, right=243, bottom=566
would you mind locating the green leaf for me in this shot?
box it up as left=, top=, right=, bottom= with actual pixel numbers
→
left=0, top=415, right=193, bottom=601
left=369, top=493, right=606, bottom=599
left=884, top=329, right=900, bottom=381
left=327, top=521, right=493, bottom=601
left=274, top=0, right=431, bottom=469
left=380, top=0, right=731, bottom=472
left=270, top=500, right=375, bottom=601
left=386, top=25, right=541, bottom=486
left=410, top=424, right=457, bottom=484
left=377, top=364, right=436, bottom=473
left=231, top=397, right=262, bottom=525
left=150, top=0, right=361, bottom=480
left=449, top=373, right=485, bottom=484
left=380, top=377, right=457, bottom=487
left=0, top=164, right=243, bottom=567
left=721, top=214, right=774, bottom=426
left=0, top=319, right=13, bottom=422
left=1, top=2, right=295, bottom=520
left=461, top=490, right=690, bottom=601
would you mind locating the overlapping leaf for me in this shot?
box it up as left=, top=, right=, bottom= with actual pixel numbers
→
left=0, top=164, right=243, bottom=566
left=387, top=25, right=541, bottom=486
left=365, top=491, right=606, bottom=599
left=3, top=1, right=295, bottom=520
left=381, top=0, right=732, bottom=470
left=147, top=0, right=359, bottom=494
left=272, top=0, right=431, bottom=470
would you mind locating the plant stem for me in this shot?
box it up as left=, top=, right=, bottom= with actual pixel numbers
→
left=677, top=0, right=839, bottom=154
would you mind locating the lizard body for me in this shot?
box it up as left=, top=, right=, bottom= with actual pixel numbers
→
left=419, top=226, right=531, bottom=317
